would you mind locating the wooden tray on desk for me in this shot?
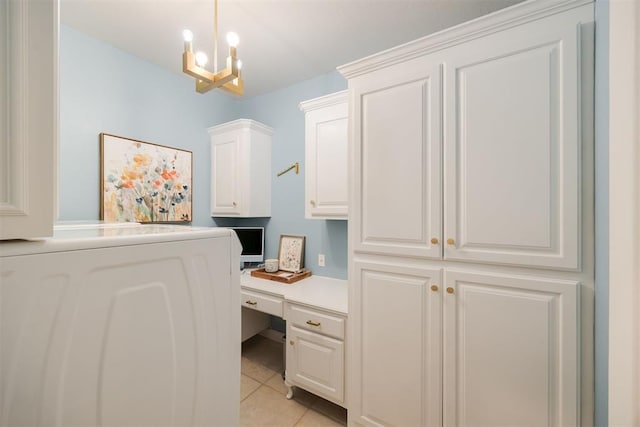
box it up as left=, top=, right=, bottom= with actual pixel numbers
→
left=250, top=268, right=312, bottom=284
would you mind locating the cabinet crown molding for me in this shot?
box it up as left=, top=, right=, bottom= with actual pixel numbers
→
left=337, top=0, right=593, bottom=79
left=207, top=118, right=274, bottom=136
left=299, top=90, right=348, bottom=113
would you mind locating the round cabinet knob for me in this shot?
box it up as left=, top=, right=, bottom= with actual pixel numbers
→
left=447, top=238, right=455, bottom=245
left=446, top=287, right=455, bottom=294
left=232, top=201, right=237, bottom=207
left=431, top=237, right=439, bottom=245
left=310, top=200, right=316, bottom=206
left=290, top=340, right=295, bottom=346
left=430, top=285, right=439, bottom=292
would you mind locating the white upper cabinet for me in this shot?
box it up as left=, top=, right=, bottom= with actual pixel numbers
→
left=0, top=0, right=58, bottom=239
left=342, top=2, right=591, bottom=270
left=299, top=91, right=348, bottom=220
left=208, top=119, right=273, bottom=218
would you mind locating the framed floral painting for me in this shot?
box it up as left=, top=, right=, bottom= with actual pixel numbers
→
left=100, top=133, right=192, bottom=223
left=277, top=235, right=306, bottom=272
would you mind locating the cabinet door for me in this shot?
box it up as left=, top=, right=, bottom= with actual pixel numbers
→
left=443, top=10, right=588, bottom=269
left=350, top=259, right=442, bottom=426
left=443, top=270, right=579, bottom=427
left=305, top=100, right=348, bottom=219
left=350, top=59, right=442, bottom=258
left=287, top=325, right=344, bottom=404
left=0, top=0, right=57, bottom=239
left=211, top=135, right=241, bottom=216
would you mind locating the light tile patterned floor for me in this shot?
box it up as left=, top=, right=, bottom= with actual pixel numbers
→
left=241, top=335, right=347, bottom=427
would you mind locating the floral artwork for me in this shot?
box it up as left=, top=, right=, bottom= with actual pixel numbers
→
left=100, top=133, right=192, bottom=223
left=278, top=235, right=306, bottom=272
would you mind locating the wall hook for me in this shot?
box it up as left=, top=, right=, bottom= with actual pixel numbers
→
left=277, top=162, right=299, bottom=177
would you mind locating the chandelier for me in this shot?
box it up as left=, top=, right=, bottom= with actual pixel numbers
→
left=182, top=0, right=243, bottom=95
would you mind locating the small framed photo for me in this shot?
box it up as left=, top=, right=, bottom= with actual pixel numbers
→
left=278, top=235, right=306, bottom=273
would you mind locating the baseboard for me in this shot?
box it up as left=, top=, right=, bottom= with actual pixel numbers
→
left=259, top=328, right=285, bottom=343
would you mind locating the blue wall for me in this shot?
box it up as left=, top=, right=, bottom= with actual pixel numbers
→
left=230, top=72, right=348, bottom=279
left=59, top=26, right=240, bottom=226
left=59, top=25, right=348, bottom=279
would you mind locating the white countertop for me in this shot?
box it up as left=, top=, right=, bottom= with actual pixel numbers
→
left=241, top=271, right=348, bottom=315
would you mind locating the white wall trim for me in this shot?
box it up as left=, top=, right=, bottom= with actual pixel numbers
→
left=259, top=328, right=285, bottom=343
left=608, top=0, right=640, bottom=425
left=337, top=0, right=593, bottom=79
left=298, top=90, right=348, bottom=112
left=206, top=118, right=274, bottom=136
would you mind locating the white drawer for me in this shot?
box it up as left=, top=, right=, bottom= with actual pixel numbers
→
left=285, top=303, right=345, bottom=340
left=241, top=290, right=283, bottom=317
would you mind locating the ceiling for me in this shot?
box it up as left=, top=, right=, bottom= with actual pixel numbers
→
left=61, top=0, right=524, bottom=98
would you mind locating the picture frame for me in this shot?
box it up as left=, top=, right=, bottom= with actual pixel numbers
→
left=100, top=133, right=193, bottom=223
left=277, top=234, right=306, bottom=273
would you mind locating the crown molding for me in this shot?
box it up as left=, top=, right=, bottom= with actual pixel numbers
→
left=337, top=0, right=594, bottom=79
left=299, top=90, right=348, bottom=113
left=207, top=118, right=274, bottom=136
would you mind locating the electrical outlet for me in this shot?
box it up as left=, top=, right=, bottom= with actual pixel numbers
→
left=318, top=254, right=325, bottom=267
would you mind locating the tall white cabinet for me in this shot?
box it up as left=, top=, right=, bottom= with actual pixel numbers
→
left=338, top=0, right=594, bottom=425
left=208, top=119, right=273, bottom=218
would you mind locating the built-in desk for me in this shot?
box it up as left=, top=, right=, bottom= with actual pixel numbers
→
left=240, top=271, right=348, bottom=407
left=241, top=271, right=347, bottom=315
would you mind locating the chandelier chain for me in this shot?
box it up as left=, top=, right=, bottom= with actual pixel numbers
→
left=214, top=0, right=218, bottom=73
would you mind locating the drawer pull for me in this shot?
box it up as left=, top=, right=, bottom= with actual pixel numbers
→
left=306, top=320, right=321, bottom=327
left=245, top=300, right=258, bottom=305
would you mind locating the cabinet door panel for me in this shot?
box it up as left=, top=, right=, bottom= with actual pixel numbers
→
left=0, top=0, right=57, bottom=239
left=315, top=117, right=348, bottom=209
left=444, top=15, right=582, bottom=269
left=305, top=100, right=348, bottom=219
left=351, top=60, right=442, bottom=258
left=443, top=270, right=579, bottom=427
left=287, top=325, right=344, bottom=404
left=209, top=120, right=273, bottom=218
left=211, top=136, right=240, bottom=215
left=350, top=260, right=442, bottom=426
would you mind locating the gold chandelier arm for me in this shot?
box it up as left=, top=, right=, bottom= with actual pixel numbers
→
left=183, top=51, right=216, bottom=82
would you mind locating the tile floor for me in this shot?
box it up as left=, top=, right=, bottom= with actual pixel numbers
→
left=241, top=334, right=347, bottom=427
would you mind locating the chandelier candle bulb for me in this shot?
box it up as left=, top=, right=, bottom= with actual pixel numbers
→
left=195, top=52, right=208, bottom=67
left=226, top=31, right=239, bottom=47
left=182, top=29, right=193, bottom=52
